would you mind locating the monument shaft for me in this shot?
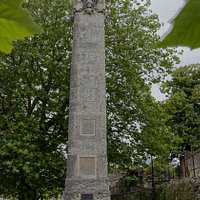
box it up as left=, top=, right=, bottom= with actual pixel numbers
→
left=64, top=1, right=110, bottom=199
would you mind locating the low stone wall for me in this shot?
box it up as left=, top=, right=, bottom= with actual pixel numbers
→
left=108, top=173, right=152, bottom=200
left=180, top=149, right=200, bottom=178
left=154, top=178, right=200, bottom=200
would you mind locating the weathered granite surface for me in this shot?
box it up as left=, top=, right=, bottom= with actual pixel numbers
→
left=64, top=0, right=110, bottom=199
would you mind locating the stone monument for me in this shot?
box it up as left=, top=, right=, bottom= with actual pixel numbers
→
left=64, top=0, right=110, bottom=199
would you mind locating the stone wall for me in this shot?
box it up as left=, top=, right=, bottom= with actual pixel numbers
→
left=180, top=149, right=200, bottom=178
left=108, top=173, right=152, bottom=200
left=154, top=178, right=200, bottom=200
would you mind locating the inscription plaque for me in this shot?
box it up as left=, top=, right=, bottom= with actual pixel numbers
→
left=81, top=119, right=95, bottom=136
left=79, top=156, right=96, bottom=177
left=81, top=193, right=93, bottom=200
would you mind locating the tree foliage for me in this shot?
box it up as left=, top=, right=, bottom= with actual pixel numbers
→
left=0, top=0, right=72, bottom=198
left=162, top=64, right=200, bottom=152
left=0, top=0, right=180, bottom=198
left=106, top=0, right=180, bottom=169
left=0, top=0, right=41, bottom=54
left=159, top=0, right=200, bottom=49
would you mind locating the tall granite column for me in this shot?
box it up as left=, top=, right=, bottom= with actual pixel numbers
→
left=64, top=0, right=110, bottom=199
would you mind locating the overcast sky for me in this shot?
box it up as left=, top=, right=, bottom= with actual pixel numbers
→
left=150, top=0, right=200, bottom=100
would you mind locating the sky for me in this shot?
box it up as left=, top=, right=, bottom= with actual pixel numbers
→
left=150, top=0, right=200, bottom=100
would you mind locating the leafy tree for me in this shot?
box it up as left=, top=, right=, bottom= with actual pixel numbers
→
left=162, top=64, right=200, bottom=152
left=0, top=0, right=41, bottom=54
left=106, top=0, right=180, bottom=169
left=160, top=0, right=200, bottom=49
left=0, top=0, right=180, bottom=198
left=0, top=0, right=72, bottom=198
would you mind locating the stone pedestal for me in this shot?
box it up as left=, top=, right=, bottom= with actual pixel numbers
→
left=64, top=1, right=110, bottom=199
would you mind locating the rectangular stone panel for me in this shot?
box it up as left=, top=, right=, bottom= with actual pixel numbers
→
left=81, top=194, right=93, bottom=200
left=81, top=119, right=95, bottom=136
left=78, top=156, right=96, bottom=177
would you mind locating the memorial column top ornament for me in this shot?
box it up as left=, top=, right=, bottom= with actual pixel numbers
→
left=74, top=0, right=105, bottom=15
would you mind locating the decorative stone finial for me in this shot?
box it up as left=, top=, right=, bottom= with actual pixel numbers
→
left=74, top=0, right=105, bottom=14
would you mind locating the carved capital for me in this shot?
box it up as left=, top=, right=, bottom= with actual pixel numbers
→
left=74, top=0, right=105, bottom=15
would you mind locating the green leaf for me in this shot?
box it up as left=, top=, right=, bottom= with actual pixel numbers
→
left=159, top=0, right=200, bottom=49
left=0, top=0, right=42, bottom=54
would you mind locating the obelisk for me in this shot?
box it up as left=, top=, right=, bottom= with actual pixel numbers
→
left=64, top=0, right=110, bottom=199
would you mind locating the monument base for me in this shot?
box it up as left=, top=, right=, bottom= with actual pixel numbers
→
left=64, top=179, right=110, bottom=200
